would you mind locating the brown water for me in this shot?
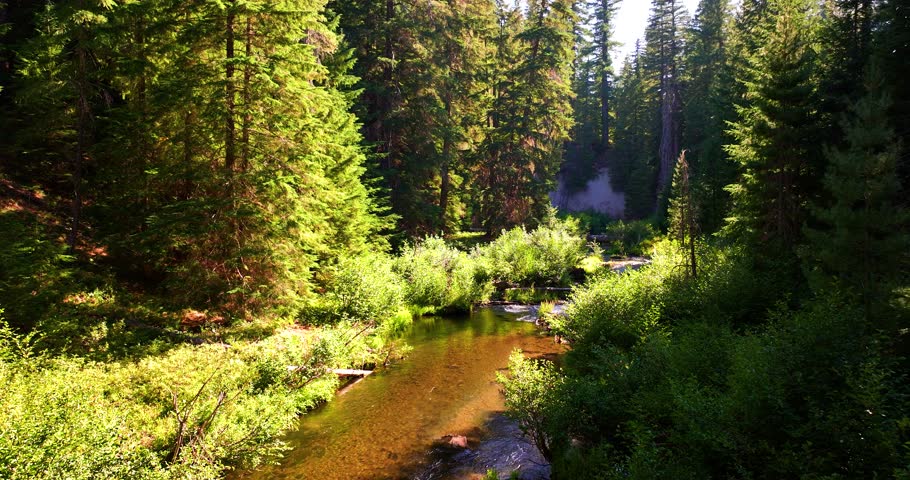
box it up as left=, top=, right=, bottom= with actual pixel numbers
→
left=237, top=308, right=564, bottom=480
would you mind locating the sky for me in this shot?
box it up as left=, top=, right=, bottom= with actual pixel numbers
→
left=612, top=0, right=702, bottom=69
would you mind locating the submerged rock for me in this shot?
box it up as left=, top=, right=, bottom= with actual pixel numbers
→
left=416, top=413, right=550, bottom=480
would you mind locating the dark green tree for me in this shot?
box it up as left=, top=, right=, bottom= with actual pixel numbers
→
left=612, top=43, right=660, bottom=219
left=477, top=0, right=576, bottom=232
left=681, top=0, right=734, bottom=233
left=724, top=0, right=822, bottom=250
left=805, top=76, right=908, bottom=321
left=646, top=0, right=685, bottom=201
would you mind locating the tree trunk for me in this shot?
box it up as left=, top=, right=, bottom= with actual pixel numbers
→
left=225, top=4, right=236, bottom=173
left=600, top=0, right=611, bottom=148
left=241, top=15, right=252, bottom=173
left=658, top=85, right=679, bottom=194
left=69, top=14, right=91, bottom=250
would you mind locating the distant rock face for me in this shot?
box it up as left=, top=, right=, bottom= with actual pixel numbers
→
left=550, top=167, right=625, bottom=218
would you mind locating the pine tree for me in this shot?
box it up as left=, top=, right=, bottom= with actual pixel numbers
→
left=478, top=0, right=576, bottom=232
left=13, top=0, right=388, bottom=312
left=612, top=45, right=660, bottom=219
left=592, top=0, right=619, bottom=149
left=724, top=0, right=822, bottom=250
left=876, top=0, right=910, bottom=196
left=668, top=150, right=698, bottom=277
left=805, top=75, right=908, bottom=320
left=15, top=0, right=117, bottom=250
left=645, top=0, right=685, bottom=201
left=682, top=0, right=734, bottom=233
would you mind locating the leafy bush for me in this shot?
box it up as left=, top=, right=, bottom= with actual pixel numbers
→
left=502, top=238, right=908, bottom=479
left=602, top=219, right=658, bottom=256
left=559, top=209, right=616, bottom=234
left=480, top=215, right=587, bottom=287
left=0, top=211, right=77, bottom=330
left=302, top=254, right=405, bottom=325
left=394, top=236, right=492, bottom=312
left=552, top=241, right=683, bottom=353
left=497, top=351, right=567, bottom=461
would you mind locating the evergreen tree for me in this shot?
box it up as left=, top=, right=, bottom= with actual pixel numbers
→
left=724, top=0, right=822, bottom=250
left=668, top=150, right=698, bottom=277
left=805, top=76, right=908, bottom=321
left=645, top=0, right=685, bottom=201
left=14, top=0, right=387, bottom=313
left=15, top=0, right=116, bottom=249
left=682, top=0, right=734, bottom=233
left=876, top=0, right=910, bottom=195
left=612, top=45, right=659, bottom=218
left=478, top=0, right=576, bottom=232
left=591, top=0, right=618, bottom=150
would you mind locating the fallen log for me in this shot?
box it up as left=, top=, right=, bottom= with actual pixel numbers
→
left=285, top=366, right=374, bottom=378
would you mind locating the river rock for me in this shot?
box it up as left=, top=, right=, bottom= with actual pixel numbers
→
left=445, top=435, right=469, bottom=449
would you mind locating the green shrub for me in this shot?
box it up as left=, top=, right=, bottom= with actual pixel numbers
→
left=552, top=242, right=683, bottom=353
left=0, top=211, right=77, bottom=330
left=480, top=215, right=587, bottom=287
left=559, top=209, right=616, bottom=234
left=601, top=219, right=659, bottom=256
left=506, top=239, right=907, bottom=479
left=497, top=350, right=567, bottom=461
left=394, top=236, right=492, bottom=312
left=302, top=254, right=404, bottom=325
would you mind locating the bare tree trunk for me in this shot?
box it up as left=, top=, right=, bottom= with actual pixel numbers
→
left=600, top=0, right=611, bottom=149
left=241, top=16, right=252, bottom=173
left=69, top=13, right=91, bottom=250
left=225, top=3, right=236, bottom=173
left=658, top=86, right=679, bottom=194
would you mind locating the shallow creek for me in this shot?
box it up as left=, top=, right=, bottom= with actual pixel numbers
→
left=236, top=307, right=565, bottom=480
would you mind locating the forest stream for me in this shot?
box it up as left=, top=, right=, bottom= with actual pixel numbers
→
left=235, top=308, right=566, bottom=480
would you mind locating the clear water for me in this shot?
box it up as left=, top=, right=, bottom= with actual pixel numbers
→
left=236, top=308, right=564, bottom=480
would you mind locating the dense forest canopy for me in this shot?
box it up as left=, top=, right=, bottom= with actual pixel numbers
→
left=0, top=0, right=909, bottom=478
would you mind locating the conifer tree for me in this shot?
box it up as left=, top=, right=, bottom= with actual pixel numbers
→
left=805, top=76, right=908, bottom=320
left=612, top=45, right=659, bottom=218
left=724, top=0, right=822, bottom=250
left=876, top=0, right=910, bottom=193
left=682, top=0, right=734, bottom=233
left=15, top=0, right=116, bottom=249
left=668, top=150, right=698, bottom=277
left=592, top=0, right=618, bottom=149
left=478, top=0, right=576, bottom=231
left=646, top=0, right=685, bottom=200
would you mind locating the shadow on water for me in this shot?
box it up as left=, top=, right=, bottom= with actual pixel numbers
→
left=235, top=308, right=565, bottom=480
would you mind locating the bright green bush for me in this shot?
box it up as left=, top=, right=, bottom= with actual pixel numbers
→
left=480, top=215, right=587, bottom=287
left=0, top=360, right=168, bottom=480
left=552, top=241, right=683, bottom=352
left=497, top=350, right=567, bottom=461
left=394, top=236, right=492, bottom=312
left=302, top=254, right=405, bottom=325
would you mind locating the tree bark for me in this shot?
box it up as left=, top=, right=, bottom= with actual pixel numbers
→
left=225, top=4, right=236, bottom=173
left=69, top=6, right=91, bottom=250
left=241, top=15, right=252, bottom=173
